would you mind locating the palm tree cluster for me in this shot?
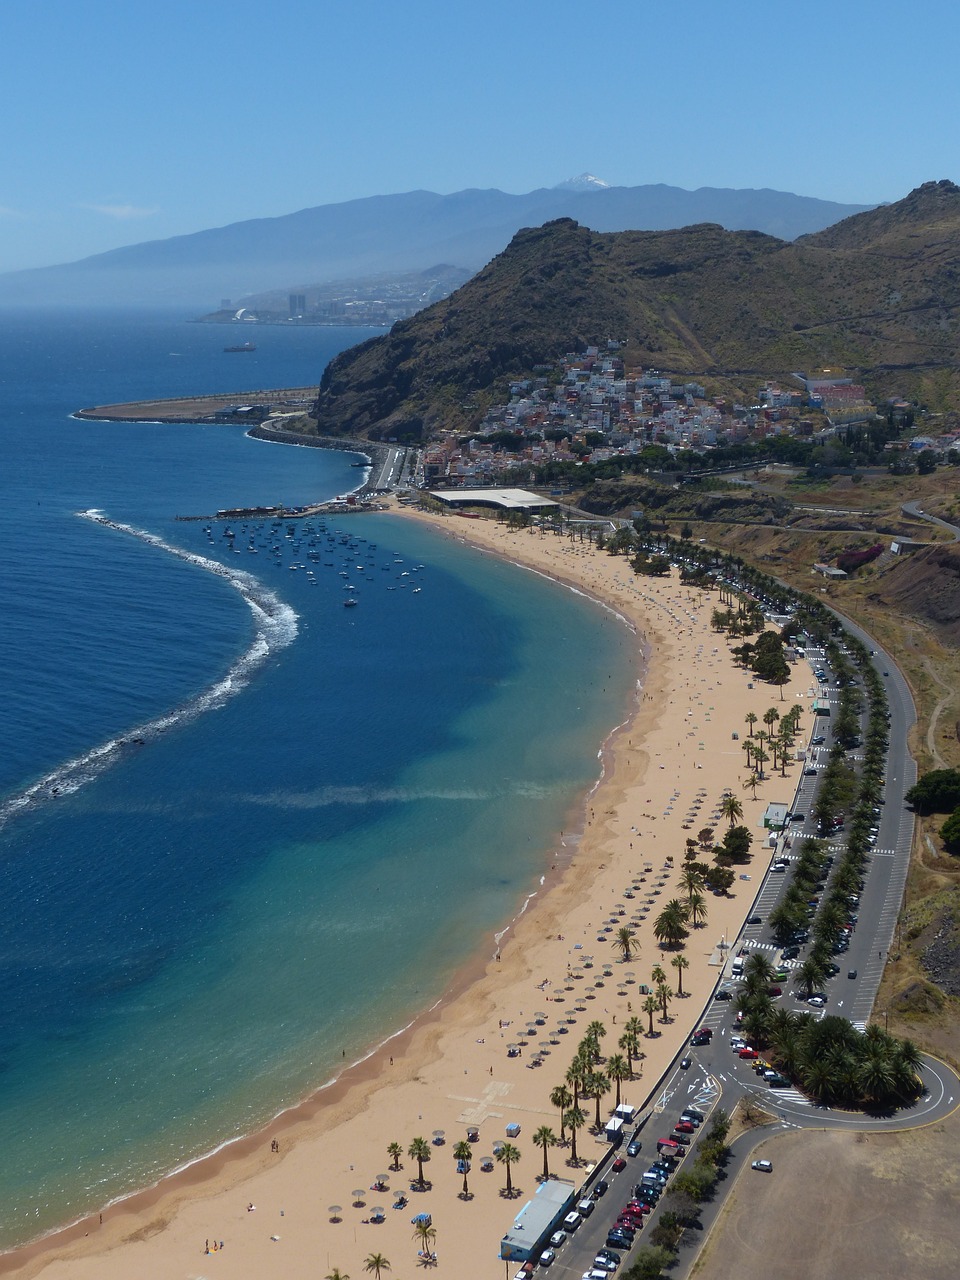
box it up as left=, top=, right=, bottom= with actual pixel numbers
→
left=653, top=898, right=692, bottom=948
left=548, top=1019, right=637, bottom=1165
left=768, top=1008, right=920, bottom=1110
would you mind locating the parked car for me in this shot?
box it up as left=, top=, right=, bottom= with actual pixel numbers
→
left=746, top=914, right=762, bottom=925
left=611, top=1157, right=627, bottom=1172
left=752, top=1159, right=773, bottom=1172
left=592, top=1179, right=609, bottom=1199
left=739, top=1047, right=759, bottom=1059
left=626, top=1141, right=641, bottom=1157
left=680, top=1057, right=692, bottom=1069
left=848, top=969, right=858, bottom=979
left=675, top=1120, right=695, bottom=1133
left=539, top=1249, right=556, bottom=1267
left=548, top=1231, right=567, bottom=1249
left=804, top=767, right=818, bottom=776
left=715, top=988, right=733, bottom=1001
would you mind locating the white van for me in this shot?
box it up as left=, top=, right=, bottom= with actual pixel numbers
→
left=731, top=957, right=744, bottom=977
left=562, top=1211, right=582, bottom=1232
left=576, top=1198, right=595, bottom=1218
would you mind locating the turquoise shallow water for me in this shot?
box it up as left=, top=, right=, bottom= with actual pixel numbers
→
left=0, top=312, right=637, bottom=1248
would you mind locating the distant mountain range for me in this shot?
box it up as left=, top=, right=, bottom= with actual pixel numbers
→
left=0, top=182, right=871, bottom=309
left=311, top=180, right=960, bottom=441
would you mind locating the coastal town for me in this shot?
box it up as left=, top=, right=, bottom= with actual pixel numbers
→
left=419, top=345, right=960, bottom=488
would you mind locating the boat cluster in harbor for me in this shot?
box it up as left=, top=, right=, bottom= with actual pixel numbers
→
left=203, top=517, right=425, bottom=605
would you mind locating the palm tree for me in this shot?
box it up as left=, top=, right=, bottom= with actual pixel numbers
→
left=745, top=711, right=758, bottom=737
left=650, top=964, right=667, bottom=989
left=614, top=926, right=636, bottom=962
left=590, top=1071, right=611, bottom=1130
left=550, top=1084, right=572, bottom=1141
left=585, top=1020, right=607, bottom=1056
left=565, top=1061, right=585, bottom=1109
left=606, top=1053, right=630, bottom=1107
left=413, top=1221, right=436, bottom=1260
left=792, top=957, right=828, bottom=1000
left=671, top=953, right=690, bottom=997
left=564, top=1106, right=586, bottom=1164
left=687, top=891, right=708, bottom=929
left=532, top=1125, right=557, bottom=1180
left=496, top=1142, right=521, bottom=1195
left=653, top=901, right=688, bottom=948
left=453, top=1140, right=473, bottom=1198
left=720, top=792, right=743, bottom=828
left=363, top=1255, right=391, bottom=1280
left=657, top=981, right=674, bottom=1022
left=642, top=994, right=659, bottom=1036
left=387, top=1141, right=403, bottom=1171
left=326, top=1270, right=350, bottom=1280
left=407, top=1136, right=431, bottom=1188
left=617, top=1028, right=639, bottom=1074
left=680, top=866, right=704, bottom=901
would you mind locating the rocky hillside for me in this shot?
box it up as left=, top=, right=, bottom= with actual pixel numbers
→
left=312, top=181, right=960, bottom=441
left=869, top=543, right=960, bottom=647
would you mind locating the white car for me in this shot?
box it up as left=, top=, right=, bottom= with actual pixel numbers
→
left=539, top=1249, right=556, bottom=1267
left=752, top=1159, right=773, bottom=1172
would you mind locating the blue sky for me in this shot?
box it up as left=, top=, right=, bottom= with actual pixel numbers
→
left=2, top=0, right=958, bottom=272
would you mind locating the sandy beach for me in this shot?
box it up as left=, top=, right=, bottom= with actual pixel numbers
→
left=7, top=507, right=815, bottom=1280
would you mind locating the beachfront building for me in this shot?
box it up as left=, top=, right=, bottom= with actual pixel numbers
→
left=429, top=488, right=558, bottom=513
left=500, top=1178, right=576, bottom=1263
left=763, top=802, right=789, bottom=831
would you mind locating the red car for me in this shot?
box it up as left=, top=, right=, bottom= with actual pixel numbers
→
left=674, top=1120, right=695, bottom=1133
left=611, top=1157, right=627, bottom=1172
left=739, top=1046, right=759, bottom=1060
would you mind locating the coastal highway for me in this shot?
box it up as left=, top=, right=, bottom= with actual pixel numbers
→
left=366, top=445, right=407, bottom=491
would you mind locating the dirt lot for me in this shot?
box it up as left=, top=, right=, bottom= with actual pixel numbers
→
left=692, top=1120, right=960, bottom=1280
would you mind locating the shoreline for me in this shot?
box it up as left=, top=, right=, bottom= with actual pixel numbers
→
left=8, top=504, right=813, bottom=1280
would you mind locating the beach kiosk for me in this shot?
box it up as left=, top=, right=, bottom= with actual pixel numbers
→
left=500, top=1180, right=576, bottom=1263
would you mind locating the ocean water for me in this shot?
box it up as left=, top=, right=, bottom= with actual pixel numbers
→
left=0, top=310, right=636, bottom=1249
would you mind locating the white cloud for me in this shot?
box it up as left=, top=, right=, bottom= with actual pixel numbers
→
left=81, top=203, right=159, bottom=220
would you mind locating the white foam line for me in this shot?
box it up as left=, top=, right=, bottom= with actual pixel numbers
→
left=0, top=513, right=299, bottom=831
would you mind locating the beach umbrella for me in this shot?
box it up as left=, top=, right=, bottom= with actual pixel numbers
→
left=352, top=1189, right=366, bottom=1206
left=328, top=1205, right=343, bottom=1222
left=432, top=1129, right=445, bottom=1144
left=412, top=1212, right=432, bottom=1224
left=371, top=1207, right=385, bottom=1222
left=534, top=1012, right=547, bottom=1024
left=538, top=1041, right=552, bottom=1054
left=376, top=1175, right=390, bottom=1188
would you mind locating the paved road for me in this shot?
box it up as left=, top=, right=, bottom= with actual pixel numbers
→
left=901, top=499, right=960, bottom=541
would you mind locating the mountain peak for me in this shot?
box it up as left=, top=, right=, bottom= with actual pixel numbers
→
left=553, top=173, right=610, bottom=191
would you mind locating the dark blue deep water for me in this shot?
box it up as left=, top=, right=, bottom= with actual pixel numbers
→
left=0, top=310, right=635, bottom=1247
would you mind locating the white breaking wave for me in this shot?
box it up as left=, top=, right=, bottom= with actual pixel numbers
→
left=244, top=780, right=559, bottom=809
left=0, top=512, right=299, bottom=831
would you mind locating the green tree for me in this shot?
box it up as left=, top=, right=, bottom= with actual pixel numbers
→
left=606, top=1053, right=630, bottom=1107
left=940, top=806, right=960, bottom=853
left=653, top=900, right=689, bottom=948
left=590, top=1070, right=611, bottom=1130
left=407, top=1136, right=431, bottom=1189
left=363, top=1255, right=391, bottom=1280
left=453, top=1140, right=473, bottom=1198
left=687, top=891, right=708, bottom=928
left=412, top=1221, right=436, bottom=1260
left=564, top=1106, right=586, bottom=1163
left=642, top=993, right=659, bottom=1036
left=550, top=1084, right=572, bottom=1141
left=671, top=953, right=690, bottom=997
left=721, top=793, right=743, bottom=827
left=532, top=1125, right=556, bottom=1181
left=327, top=1270, right=350, bottom=1280
left=496, top=1142, right=521, bottom=1196
left=615, top=925, right=637, bottom=961
left=387, top=1141, right=403, bottom=1171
